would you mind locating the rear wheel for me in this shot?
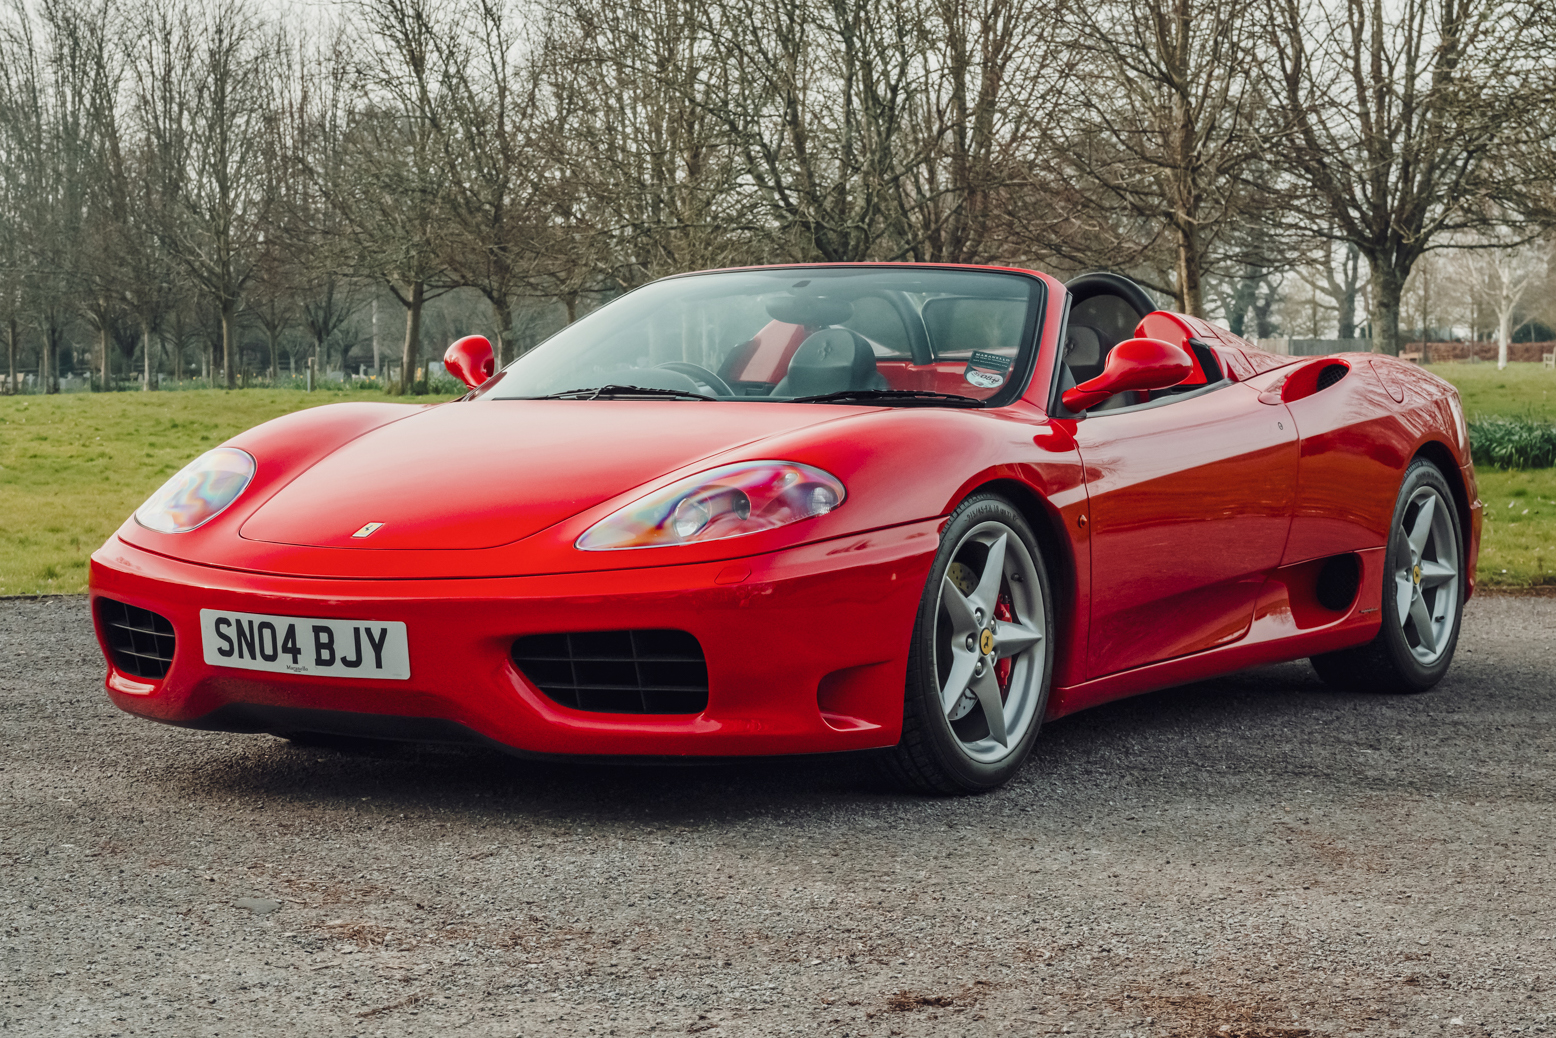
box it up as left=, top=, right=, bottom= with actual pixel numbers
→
left=882, top=495, right=1054, bottom=794
left=1309, top=458, right=1464, bottom=693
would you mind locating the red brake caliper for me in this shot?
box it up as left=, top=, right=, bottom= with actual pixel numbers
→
left=994, top=591, right=1014, bottom=698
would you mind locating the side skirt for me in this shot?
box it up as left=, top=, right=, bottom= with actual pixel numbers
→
left=1047, top=547, right=1385, bottom=719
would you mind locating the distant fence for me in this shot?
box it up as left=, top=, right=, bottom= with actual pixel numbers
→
left=1255, top=338, right=1556, bottom=363
left=1256, top=337, right=1373, bottom=356
left=1409, top=341, right=1556, bottom=364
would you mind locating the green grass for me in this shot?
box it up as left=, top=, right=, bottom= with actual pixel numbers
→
left=1430, top=360, right=1556, bottom=422
left=1, top=388, right=455, bottom=596
left=1474, top=468, right=1556, bottom=587
left=1431, top=363, right=1555, bottom=588
left=2, top=365, right=1552, bottom=596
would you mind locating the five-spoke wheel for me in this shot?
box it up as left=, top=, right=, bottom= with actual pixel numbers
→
left=884, top=495, right=1054, bottom=793
left=1392, top=483, right=1459, bottom=665
left=1311, top=457, right=1465, bottom=693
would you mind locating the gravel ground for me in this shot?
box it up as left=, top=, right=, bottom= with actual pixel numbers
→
left=2, top=594, right=1553, bottom=1038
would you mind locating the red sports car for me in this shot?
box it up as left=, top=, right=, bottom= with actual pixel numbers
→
left=90, top=265, right=1480, bottom=792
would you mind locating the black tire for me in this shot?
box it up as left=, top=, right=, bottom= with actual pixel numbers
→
left=881, top=494, right=1055, bottom=794
left=1309, top=457, right=1465, bottom=694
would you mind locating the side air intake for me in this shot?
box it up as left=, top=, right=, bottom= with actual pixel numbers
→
left=1280, top=359, right=1351, bottom=403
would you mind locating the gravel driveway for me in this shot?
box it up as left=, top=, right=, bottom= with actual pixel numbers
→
left=2, top=594, right=1552, bottom=1038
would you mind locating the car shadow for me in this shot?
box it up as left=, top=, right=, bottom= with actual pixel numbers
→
left=151, top=655, right=1418, bottom=823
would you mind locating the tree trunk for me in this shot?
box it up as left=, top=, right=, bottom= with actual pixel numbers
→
left=1497, top=308, right=1512, bottom=370
left=1369, top=264, right=1404, bottom=356
left=222, top=305, right=237, bottom=389
left=268, top=328, right=279, bottom=381
left=492, top=297, right=514, bottom=367
left=6, top=317, right=15, bottom=395
left=100, top=324, right=111, bottom=391
left=41, top=325, right=52, bottom=394
left=142, top=321, right=157, bottom=391
left=1174, top=222, right=1204, bottom=317
left=399, top=280, right=424, bottom=395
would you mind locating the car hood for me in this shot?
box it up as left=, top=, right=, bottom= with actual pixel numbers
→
left=238, top=400, right=866, bottom=550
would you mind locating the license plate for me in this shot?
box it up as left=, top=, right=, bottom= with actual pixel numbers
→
left=199, top=609, right=410, bottom=680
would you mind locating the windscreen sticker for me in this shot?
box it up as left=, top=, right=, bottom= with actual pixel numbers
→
left=964, top=350, right=1013, bottom=389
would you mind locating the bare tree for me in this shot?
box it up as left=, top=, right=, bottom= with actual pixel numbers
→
left=1050, top=0, right=1278, bottom=315
left=431, top=0, right=557, bottom=361
left=1454, top=236, right=1551, bottom=368
left=2, top=0, right=104, bottom=393
left=129, top=0, right=275, bottom=388
left=332, top=0, right=457, bottom=392
left=693, top=0, right=932, bottom=262
left=1265, top=0, right=1556, bottom=355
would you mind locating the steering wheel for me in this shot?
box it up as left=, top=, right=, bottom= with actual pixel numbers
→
left=657, top=361, right=734, bottom=397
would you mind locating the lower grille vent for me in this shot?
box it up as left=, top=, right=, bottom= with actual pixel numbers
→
left=98, top=598, right=176, bottom=679
left=511, top=629, right=709, bottom=714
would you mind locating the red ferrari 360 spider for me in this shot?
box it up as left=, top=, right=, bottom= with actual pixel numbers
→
left=90, top=265, right=1481, bottom=792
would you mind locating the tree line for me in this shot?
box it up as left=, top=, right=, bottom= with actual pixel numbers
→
left=1, top=0, right=1553, bottom=394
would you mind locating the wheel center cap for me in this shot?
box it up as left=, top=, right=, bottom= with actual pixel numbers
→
left=1413, top=564, right=1421, bottom=586
left=979, top=628, right=995, bottom=656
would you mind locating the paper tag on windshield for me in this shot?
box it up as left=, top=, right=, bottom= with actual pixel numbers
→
left=963, top=350, right=1012, bottom=389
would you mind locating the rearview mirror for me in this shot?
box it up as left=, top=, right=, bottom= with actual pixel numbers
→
left=1061, top=337, right=1194, bottom=413
left=444, top=335, right=495, bottom=390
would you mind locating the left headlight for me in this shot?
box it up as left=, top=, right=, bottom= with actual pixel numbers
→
left=577, top=460, right=846, bottom=551
left=134, top=447, right=256, bottom=534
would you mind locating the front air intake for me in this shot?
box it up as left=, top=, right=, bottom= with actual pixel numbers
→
left=97, top=598, right=177, bottom=679
left=511, top=629, right=709, bottom=714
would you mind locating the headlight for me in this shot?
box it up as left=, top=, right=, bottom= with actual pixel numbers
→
left=577, top=461, right=846, bottom=550
left=134, top=447, right=256, bottom=533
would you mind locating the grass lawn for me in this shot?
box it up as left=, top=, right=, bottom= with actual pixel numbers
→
left=0, top=388, right=454, bottom=596
left=1432, top=362, right=1556, bottom=589
left=1, top=364, right=1552, bottom=596
left=1474, top=468, right=1556, bottom=587
left=1431, top=359, right=1556, bottom=422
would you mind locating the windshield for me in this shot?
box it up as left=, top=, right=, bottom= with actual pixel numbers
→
left=481, top=267, right=1043, bottom=405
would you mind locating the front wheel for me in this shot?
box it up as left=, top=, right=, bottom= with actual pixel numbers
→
left=882, top=495, right=1055, bottom=794
left=1310, top=457, right=1465, bottom=693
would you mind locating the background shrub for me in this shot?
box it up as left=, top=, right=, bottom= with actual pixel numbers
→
left=1469, top=417, right=1556, bottom=469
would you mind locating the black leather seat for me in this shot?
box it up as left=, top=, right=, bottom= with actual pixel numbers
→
left=773, top=328, right=889, bottom=397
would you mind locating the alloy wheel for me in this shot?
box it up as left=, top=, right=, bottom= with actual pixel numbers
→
left=1393, top=485, right=1459, bottom=665
left=933, top=520, right=1047, bottom=763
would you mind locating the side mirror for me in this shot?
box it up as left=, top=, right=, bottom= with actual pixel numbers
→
left=1061, top=337, right=1194, bottom=413
left=444, top=335, right=495, bottom=390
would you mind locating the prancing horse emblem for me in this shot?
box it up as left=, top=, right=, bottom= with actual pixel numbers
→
left=352, top=522, right=385, bottom=539
left=979, top=628, right=995, bottom=656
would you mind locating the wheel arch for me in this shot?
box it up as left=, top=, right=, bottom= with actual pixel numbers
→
left=958, top=477, right=1076, bottom=665
left=1414, top=438, right=1472, bottom=555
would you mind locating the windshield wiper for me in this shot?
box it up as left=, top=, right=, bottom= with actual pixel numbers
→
left=787, top=388, right=983, bottom=407
left=526, top=384, right=717, bottom=401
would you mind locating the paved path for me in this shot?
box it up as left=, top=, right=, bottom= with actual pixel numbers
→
left=2, top=594, right=1552, bottom=1037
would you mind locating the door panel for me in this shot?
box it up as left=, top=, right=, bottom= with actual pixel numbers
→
left=1073, top=383, right=1299, bottom=677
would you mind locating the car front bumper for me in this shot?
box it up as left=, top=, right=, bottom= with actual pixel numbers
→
left=88, top=521, right=940, bottom=757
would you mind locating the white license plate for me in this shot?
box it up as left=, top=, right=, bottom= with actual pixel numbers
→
left=199, top=609, right=410, bottom=680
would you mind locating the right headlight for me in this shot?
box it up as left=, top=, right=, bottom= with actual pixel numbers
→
left=134, top=447, right=256, bottom=534
left=576, top=460, right=846, bottom=550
